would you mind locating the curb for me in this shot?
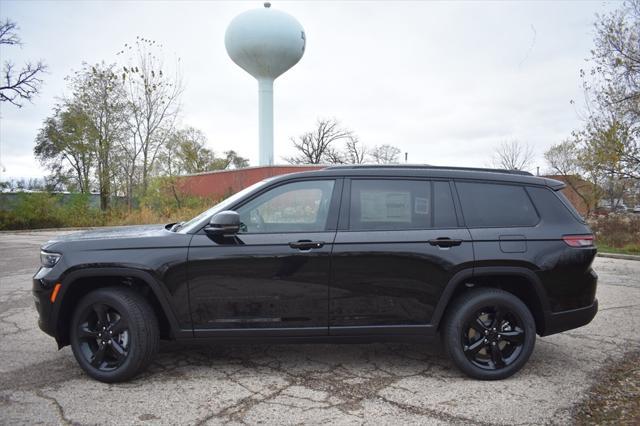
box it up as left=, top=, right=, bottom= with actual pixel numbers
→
left=597, top=252, right=640, bottom=261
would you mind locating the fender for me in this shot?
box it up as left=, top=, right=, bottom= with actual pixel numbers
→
left=54, top=266, right=188, bottom=340
left=430, top=266, right=551, bottom=330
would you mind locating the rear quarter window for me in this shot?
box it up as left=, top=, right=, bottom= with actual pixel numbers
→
left=554, top=190, right=586, bottom=223
left=456, top=181, right=538, bottom=227
left=526, top=186, right=585, bottom=224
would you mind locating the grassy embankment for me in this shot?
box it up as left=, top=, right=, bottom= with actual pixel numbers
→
left=0, top=192, right=216, bottom=231
left=589, top=215, right=640, bottom=255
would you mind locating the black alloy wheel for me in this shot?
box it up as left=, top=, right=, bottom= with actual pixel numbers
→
left=76, top=303, right=130, bottom=371
left=442, top=288, right=536, bottom=380
left=462, top=306, right=525, bottom=370
left=70, top=287, right=159, bottom=382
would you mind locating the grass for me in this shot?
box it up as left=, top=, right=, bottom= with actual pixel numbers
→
left=572, top=351, right=640, bottom=425
left=0, top=192, right=216, bottom=231
left=597, top=244, right=640, bottom=256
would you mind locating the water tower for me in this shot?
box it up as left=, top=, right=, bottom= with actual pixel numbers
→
left=225, top=2, right=306, bottom=166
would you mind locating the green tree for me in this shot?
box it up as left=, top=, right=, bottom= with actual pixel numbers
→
left=219, top=150, right=250, bottom=170
left=34, top=103, right=95, bottom=193
left=158, top=127, right=250, bottom=175
left=544, top=139, right=602, bottom=215
left=70, top=62, right=128, bottom=210
left=576, top=0, right=640, bottom=180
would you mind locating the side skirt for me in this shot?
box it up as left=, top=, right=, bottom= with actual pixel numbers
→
left=188, top=325, right=437, bottom=344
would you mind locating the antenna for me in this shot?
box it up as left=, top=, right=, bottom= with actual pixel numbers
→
left=225, top=3, right=306, bottom=166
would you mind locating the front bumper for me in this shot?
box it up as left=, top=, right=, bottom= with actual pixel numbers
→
left=32, top=267, right=59, bottom=338
left=541, top=299, right=598, bottom=336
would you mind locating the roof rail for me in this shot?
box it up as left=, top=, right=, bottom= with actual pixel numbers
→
left=323, top=164, right=533, bottom=176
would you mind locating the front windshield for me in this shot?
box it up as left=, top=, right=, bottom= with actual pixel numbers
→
left=178, top=179, right=273, bottom=233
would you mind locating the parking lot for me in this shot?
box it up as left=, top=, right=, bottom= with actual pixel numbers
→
left=1, top=230, right=639, bottom=425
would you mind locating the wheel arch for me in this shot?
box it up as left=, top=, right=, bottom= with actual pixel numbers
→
left=433, top=267, right=550, bottom=335
left=53, top=267, right=181, bottom=347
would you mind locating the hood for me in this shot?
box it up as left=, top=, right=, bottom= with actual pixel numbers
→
left=42, top=224, right=181, bottom=252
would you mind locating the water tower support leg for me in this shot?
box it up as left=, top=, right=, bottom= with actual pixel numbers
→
left=258, top=78, right=274, bottom=166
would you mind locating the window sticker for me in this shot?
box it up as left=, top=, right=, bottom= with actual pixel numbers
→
left=360, top=191, right=411, bottom=222
left=414, top=197, right=429, bottom=215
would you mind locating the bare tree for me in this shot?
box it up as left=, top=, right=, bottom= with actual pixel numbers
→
left=344, top=136, right=367, bottom=164
left=370, top=144, right=401, bottom=164
left=285, top=118, right=353, bottom=164
left=491, top=139, right=534, bottom=171
left=0, top=19, right=47, bottom=108
left=119, top=37, right=183, bottom=196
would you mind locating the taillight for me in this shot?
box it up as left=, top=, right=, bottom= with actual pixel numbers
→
left=562, top=235, right=595, bottom=247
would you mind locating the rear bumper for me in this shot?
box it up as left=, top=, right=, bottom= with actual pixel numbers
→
left=541, top=299, right=598, bottom=336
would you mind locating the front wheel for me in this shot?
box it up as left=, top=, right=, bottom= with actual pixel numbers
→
left=70, top=287, right=159, bottom=382
left=442, top=288, right=536, bottom=380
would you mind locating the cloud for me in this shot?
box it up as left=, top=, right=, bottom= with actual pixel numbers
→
left=0, top=0, right=615, bottom=179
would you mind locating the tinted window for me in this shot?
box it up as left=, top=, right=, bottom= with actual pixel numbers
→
left=433, top=181, right=458, bottom=228
left=527, top=186, right=582, bottom=224
left=349, top=179, right=431, bottom=231
left=456, top=182, right=538, bottom=227
left=237, top=180, right=335, bottom=233
left=554, top=190, right=586, bottom=223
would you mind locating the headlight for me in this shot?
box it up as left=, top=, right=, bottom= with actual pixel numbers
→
left=40, top=251, right=62, bottom=268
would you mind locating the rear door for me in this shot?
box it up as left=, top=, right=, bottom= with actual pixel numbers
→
left=329, top=178, right=474, bottom=335
left=454, top=180, right=540, bottom=266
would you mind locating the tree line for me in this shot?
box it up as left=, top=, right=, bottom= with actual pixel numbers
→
left=4, top=2, right=637, bottom=217
left=544, top=0, right=640, bottom=214
left=486, top=2, right=639, bottom=214
left=31, top=38, right=248, bottom=211
left=285, top=118, right=403, bottom=165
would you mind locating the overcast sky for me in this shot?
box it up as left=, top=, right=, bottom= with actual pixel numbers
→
left=0, top=0, right=617, bottom=179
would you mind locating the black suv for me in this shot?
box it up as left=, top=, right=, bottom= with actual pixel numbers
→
left=33, top=166, right=598, bottom=382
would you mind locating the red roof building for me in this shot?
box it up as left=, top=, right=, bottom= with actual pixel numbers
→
left=177, top=165, right=324, bottom=200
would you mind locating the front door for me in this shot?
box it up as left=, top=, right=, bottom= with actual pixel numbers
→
left=188, top=178, right=341, bottom=337
left=329, top=178, right=474, bottom=335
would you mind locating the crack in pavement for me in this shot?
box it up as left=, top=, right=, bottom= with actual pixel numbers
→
left=2, top=233, right=640, bottom=425
left=599, top=304, right=640, bottom=311
left=187, top=343, right=467, bottom=425
left=34, top=389, right=73, bottom=425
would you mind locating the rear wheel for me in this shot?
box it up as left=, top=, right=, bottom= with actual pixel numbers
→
left=70, top=287, right=159, bottom=382
left=442, top=288, right=536, bottom=380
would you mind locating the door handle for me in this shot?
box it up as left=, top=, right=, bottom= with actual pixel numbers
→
left=428, top=237, right=463, bottom=247
left=289, top=240, right=325, bottom=250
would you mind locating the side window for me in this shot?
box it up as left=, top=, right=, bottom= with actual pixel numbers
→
left=349, top=179, right=431, bottom=231
left=236, top=180, right=335, bottom=233
left=456, top=182, right=538, bottom=227
left=433, top=181, right=458, bottom=228
left=527, top=186, right=583, bottom=224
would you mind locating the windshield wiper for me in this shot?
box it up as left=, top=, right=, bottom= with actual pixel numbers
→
left=170, top=222, right=185, bottom=232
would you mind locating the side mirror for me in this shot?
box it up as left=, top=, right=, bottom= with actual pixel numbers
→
left=204, top=210, right=240, bottom=236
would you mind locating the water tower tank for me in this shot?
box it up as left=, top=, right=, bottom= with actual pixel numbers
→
left=225, top=2, right=306, bottom=166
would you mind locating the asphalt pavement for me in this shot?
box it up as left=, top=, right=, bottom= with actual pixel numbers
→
left=1, top=230, right=639, bottom=425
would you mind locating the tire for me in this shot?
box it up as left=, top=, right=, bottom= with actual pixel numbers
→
left=442, top=288, right=536, bottom=380
left=70, top=287, right=159, bottom=383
